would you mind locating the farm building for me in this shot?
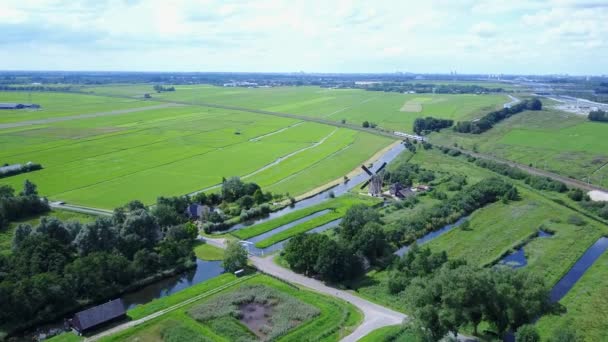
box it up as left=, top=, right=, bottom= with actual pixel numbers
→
left=68, top=299, right=126, bottom=334
left=0, top=164, right=22, bottom=173
left=389, top=183, right=415, bottom=199
left=0, top=103, right=40, bottom=110
left=186, top=203, right=211, bottom=220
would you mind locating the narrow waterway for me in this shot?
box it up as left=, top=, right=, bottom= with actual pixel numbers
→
left=245, top=209, right=331, bottom=244
left=229, top=143, right=406, bottom=232
left=33, top=259, right=224, bottom=340
left=394, top=216, right=469, bottom=257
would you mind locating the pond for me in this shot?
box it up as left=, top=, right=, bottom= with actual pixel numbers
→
left=394, top=216, right=469, bottom=257
left=497, top=230, right=554, bottom=269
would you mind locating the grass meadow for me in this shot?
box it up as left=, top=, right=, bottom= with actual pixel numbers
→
left=350, top=148, right=608, bottom=340
left=431, top=105, right=608, bottom=188
left=83, top=85, right=508, bottom=133
left=0, top=93, right=393, bottom=208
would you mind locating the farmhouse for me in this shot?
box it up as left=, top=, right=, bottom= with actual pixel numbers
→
left=389, top=183, right=415, bottom=199
left=186, top=203, right=211, bottom=220
left=0, top=103, right=41, bottom=110
left=68, top=299, right=126, bottom=334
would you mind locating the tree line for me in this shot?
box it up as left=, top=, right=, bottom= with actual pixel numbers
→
left=389, top=246, right=552, bottom=340
left=388, top=177, right=518, bottom=246
left=0, top=162, right=42, bottom=179
left=282, top=204, right=392, bottom=283
left=0, top=180, right=49, bottom=231
left=588, top=109, right=608, bottom=122
left=362, top=83, right=505, bottom=94
left=0, top=188, right=198, bottom=331
left=413, top=117, right=454, bottom=135
left=153, top=85, right=176, bottom=92
left=453, top=98, right=542, bottom=134
left=0, top=85, right=73, bottom=92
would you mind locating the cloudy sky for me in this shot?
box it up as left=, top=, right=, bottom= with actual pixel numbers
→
left=1, top=0, right=607, bottom=74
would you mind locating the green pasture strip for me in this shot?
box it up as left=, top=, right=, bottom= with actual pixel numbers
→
left=359, top=325, right=416, bottom=342
left=254, top=195, right=381, bottom=249
left=232, top=195, right=360, bottom=240
left=536, top=251, right=608, bottom=341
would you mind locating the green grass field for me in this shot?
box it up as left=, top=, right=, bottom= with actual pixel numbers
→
left=431, top=106, right=608, bottom=188
left=83, top=85, right=508, bottom=132
left=0, top=91, right=161, bottom=124
left=193, top=242, right=225, bottom=261
left=0, top=209, right=95, bottom=254
left=0, top=93, right=392, bottom=208
left=101, top=274, right=362, bottom=342
left=253, top=195, right=381, bottom=248
left=351, top=148, right=608, bottom=340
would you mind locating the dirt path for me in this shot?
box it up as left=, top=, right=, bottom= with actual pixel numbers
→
left=0, top=103, right=182, bottom=129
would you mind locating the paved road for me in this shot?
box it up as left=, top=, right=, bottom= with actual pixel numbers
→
left=202, top=237, right=406, bottom=341
left=50, top=202, right=113, bottom=217
left=0, top=103, right=182, bottom=129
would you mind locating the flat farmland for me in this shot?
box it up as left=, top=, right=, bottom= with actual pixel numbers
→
left=84, top=85, right=508, bottom=132
left=0, top=96, right=392, bottom=209
left=0, top=91, right=161, bottom=124
left=431, top=106, right=608, bottom=187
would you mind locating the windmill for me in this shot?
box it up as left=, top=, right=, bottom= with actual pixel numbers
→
left=360, top=162, right=387, bottom=196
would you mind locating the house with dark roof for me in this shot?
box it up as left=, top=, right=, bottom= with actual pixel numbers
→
left=186, top=203, right=210, bottom=220
left=389, top=183, right=415, bottom=199
left=69, top=299, right=126, bottom=334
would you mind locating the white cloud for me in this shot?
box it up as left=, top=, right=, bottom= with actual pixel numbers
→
left=0, top=0, right=606, bottom=74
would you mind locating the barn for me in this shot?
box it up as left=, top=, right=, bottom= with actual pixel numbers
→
left=68, top=299, right=126, bottom=334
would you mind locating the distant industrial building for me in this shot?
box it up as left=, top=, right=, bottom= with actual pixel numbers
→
left=68, top=299, right=126, bottom=334
left=0, top=103, right=41, bottom=110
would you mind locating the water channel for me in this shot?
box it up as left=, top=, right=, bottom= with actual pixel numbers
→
left=394, top=216, right=469, bottom=257
left=497, top=230, right=554, bottom=269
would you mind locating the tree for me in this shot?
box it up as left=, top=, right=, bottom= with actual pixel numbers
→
left=253, top=189, right=265, bottom=204
left=283, top=234, right=326, bottom=275
left=362, top=120, right=370, bottom=128
left=222, top=177, right=246, bottom=202
left=0, top=185, right=14, bottom=198
left=126, top=200, right=146, bottom=211
left=548, top=326, right=581, bottom=342
left=238, top=195, right=255, bottom=209
left=568, top=188, right=584, bottom=201
left=21, top=179, right=38, bottom=196
left=223, top=240, right=248, bottom=272
left=339, top=204, right=381, bottom=240
left=314, top=239, right=361, bottom=283
left=73, top=217, right=117, bottom=255
left=516, top=325, right=540, bottom=342
left=12, top=223, right=32, bottom=250
left=350, top=222, right=388, bottom=265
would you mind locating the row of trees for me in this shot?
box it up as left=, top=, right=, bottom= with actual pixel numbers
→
left=454, top=98, right=542, bottom=134
left=389, top=177, right=518, bottom=246
left=413, top=117, right=454, bottom=135
left=0, top=85, right=73, bottom=92
left=283, top=204, right=391, bottom=282
left=152, top=85, right=175, bottom=92
left=362, top=121, right=378, bottom=128
left=0, top=193, right=197, bottom=328
left=470, top=157, right=568, bottom=193
left=0, top=181, right=49, bottom=231
left=588, top=109, right=608, bottom=122
left=362, top=83, right=505, bottom=94
left=0, top=162, right=42, bottom=179
left=383, top=158, right=435, bottom=187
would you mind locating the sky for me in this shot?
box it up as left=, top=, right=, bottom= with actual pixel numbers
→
left=0, top=0, right=607, bottom=75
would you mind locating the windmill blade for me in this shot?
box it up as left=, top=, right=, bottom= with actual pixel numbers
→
left=374, top=162, right=388, bottom=174
left=360, top=179, right=371, bottom=189
left=361, top=165, right=373, bottom=176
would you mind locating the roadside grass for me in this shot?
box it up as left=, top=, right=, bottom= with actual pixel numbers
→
left=0, top=209, right=95, bottom=254
left=45, top=332, right=83, bottom=342
left=101, top=274, right=362, bottom=342
left=536, top=250, right=608, bottom=341
left=193, top=242, right=224, bottom=261
left=252, top=195, right=381, bottom=249
left=359, top=325, right=416, bottom=342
